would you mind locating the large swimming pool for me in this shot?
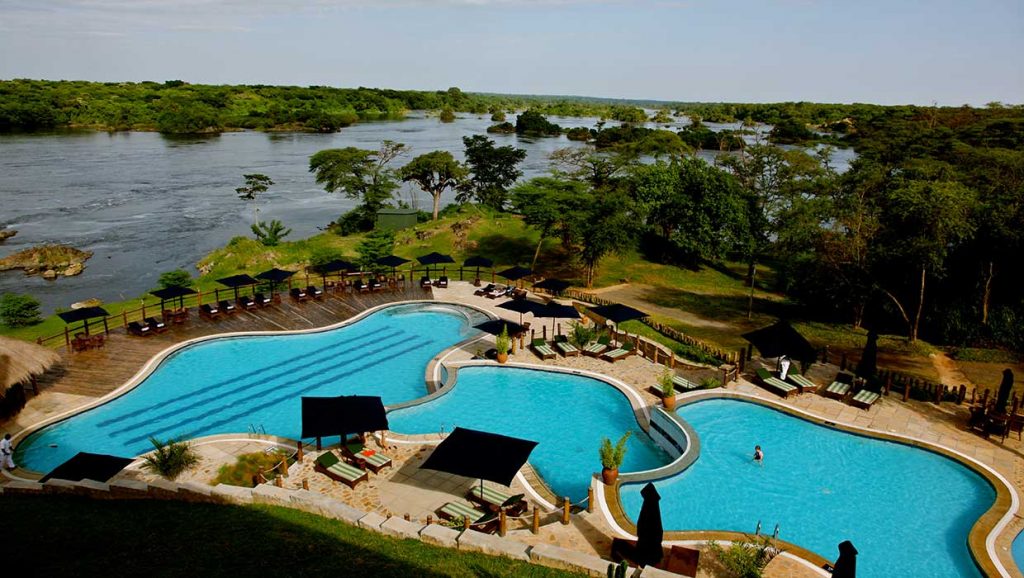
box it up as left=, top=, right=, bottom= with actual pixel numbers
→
left=389, top=366, right=670, bottom=500
left=16, top=303, right=482, bottom=472
left=620, top=399, right=994, bottom=578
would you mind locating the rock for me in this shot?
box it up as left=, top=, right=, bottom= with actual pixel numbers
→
left=41, top=269, right=57, bottom=279
left=0, top=229, right=16, bottom=242
left=64, top=263, right=84, bottom=276
left=0, top=244, right=92, bottom=279
left=71, top=298, right=103, bottom=309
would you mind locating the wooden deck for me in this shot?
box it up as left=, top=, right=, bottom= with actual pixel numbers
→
left=36, top=286, right=433, bottom=400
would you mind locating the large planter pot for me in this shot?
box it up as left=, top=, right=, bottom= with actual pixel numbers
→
left=662, top=394, right=676, bottom=411
left=496, top=352, right=509, bottom=364
left=601, top=467, right=619, bottom=485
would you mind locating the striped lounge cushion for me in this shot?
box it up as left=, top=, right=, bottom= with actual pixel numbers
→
left=765, top=377, right=797, bottom=394
left=672, top=375, right=699, bottom=391
left=583, top=343, right=606, bottom=354
left=826, top=381, right=852, bottom=396
left=328, top=460, right=365, bottom=481
left=604, top=348, right=629, bottom=359
left=363, top=452, right=391, bottom=468
left=534, top=344, right=555, bottom=356
left=788, top=374, right=816, bottom=390
left=852, top=390, right=880, bottom=406
left=555, top=341, right=578, bottom=355
left=471, top=485, right=511, bottom=506
left=441, top=501, right=485, bottom=521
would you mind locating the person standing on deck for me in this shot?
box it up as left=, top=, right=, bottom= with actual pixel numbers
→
left=0, top=433, right=15, bottom=470
left=779, top=355, right=792, bottom=381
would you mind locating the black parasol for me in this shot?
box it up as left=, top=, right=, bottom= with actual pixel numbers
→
left=57, top=306, right=110, bottom=336
left=41, top=451, right=135, bottom=483
left=534, top=301, right=580, bottom=335
left=216, top=274, right=258, bottom=301
left=588, top=303, right=648, bottom=325
left=741, top=320, right=817, bottom=364
left=150, top=286, right=197, bottom=311
left=497, top=299, right=540, bottom=325
left=301, top=395, right=390, bottom=441
left=421, top=427, right=537, bottom=496
left=376, top=255, right=410, bottom=277
left=474, top=319, right=525, bottom=337
left=417, top=251, right=455, bottom=278
left=533, top=278, right=571, bottom=295
left=996, top=369, right=1015, bottom=414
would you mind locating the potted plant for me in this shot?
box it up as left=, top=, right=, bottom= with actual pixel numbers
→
left=599, top=431, right=631, bottom=485
left=495, top=324, right=511, bottom=364
left=659, top=370, right=677, bottom=411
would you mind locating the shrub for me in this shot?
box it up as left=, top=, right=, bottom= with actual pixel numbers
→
left=356, top=228, right=396, bottom=271
left=214, top=450, right=290, bottom=487
left=439, top=108, right=456, bottom=123
left=569, top=321, right=596, bottom=348
left=659, top=370, right=675, bottom=397
left=0, top=293, right=41, bottom=327
left=707, top=537, right=781, bottom=578
left=309, top=247, right=344, bottom=270
left=142, top=437, right=199, bottom=480
left=701, top=377, right=722, bottom=389
left=599, top=431, right=631, bottom=470
left=495, top=324, right=511, bottom=355
left=490, top=111, right=506, bottom=122
left=157, top=269, right=194, bottom=289
left=251, top=219, right=292, bottom=246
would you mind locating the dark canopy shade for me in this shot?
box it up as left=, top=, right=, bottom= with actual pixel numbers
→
left=635, top=483, right=664, bottom=567
left=150, top=286, right=197, bottom=301
left=854, top=330, right=879, bottom=382
left=217, top=274, right=258, bottom=288
left=376, top=255, right=410, bottom=268
left=314, top=259, right=357, bottom=274
left=588, top=303, right=648, bottom=325
left=831, top=540, right=858, bottom=578
left=256, top=268, right=296, bottom=283
left=301, top=395, right=389, bottom=440
left=40, top=451, right=134, bottom=483
left=996, top=369, right=1015, bottom=414
left=742, top=320, right=817, bottom=363
left=536, top=301, right=580, bottom=320
left=420, top=427, right=537, bottom=487
left=58, top=306, right=110, bottom=324
left=497, top=266, right=532, bottom=281
left=498, top=299, right=540, bottom=325
left=533, top=278, right=571, bottom=293
left=417, top=252, right=455, bottom=266
left=474, top=319, right=525, bottom=336
left=463, top=256, right=493, bottom=268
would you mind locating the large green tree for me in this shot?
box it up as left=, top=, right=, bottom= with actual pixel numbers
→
left=457, top=135, right=527, bottom=210
left=309, top=141, right=406, bottom=232
left=510, top=176, right=590, bottom=270
left=399, top=151, right=467, bottom=221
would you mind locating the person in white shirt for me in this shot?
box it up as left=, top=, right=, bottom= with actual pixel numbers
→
left=0, top=433, right=15, bottom=470
left=779, top=355, right=792, bottom=381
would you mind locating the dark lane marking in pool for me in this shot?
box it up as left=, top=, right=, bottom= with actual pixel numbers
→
left=105, top=332, right=408, bottom=437
left=121, top=338, right=435, bottom=447
left=95, top=328, right=397, bottom=428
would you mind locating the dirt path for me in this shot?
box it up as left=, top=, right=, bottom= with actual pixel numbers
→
left=930, top=350, right=976, bottom=388
left=589, top=283, right=734, bottom=330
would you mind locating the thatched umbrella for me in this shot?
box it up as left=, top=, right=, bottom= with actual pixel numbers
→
left=0, top=336, right=60, bottom=392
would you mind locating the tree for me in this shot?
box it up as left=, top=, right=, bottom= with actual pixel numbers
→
left=399, top=151, right=467, bottom=221
left=0, top=293, right=41, bottom=327
left=157, top=269, right=194, bottom=289
left=355, top=229, right=396, bottom=271
left=439, top=108, right=456, bottom=123
left=235, top=173, right=274, bottom=224
left=309, top=141, right=406, bottom=232
left=576, top=189, right=636, bottom=287
left=457, top=135, right=527, bottom=210
left=251, top=220, right=292, bottom=246
left=510, top=176, right=590, bottom=270
left=515, top=110, right=561, bottom=136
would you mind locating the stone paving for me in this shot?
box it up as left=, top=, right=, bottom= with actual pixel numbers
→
left=5, top=280, right=1023, bottom=577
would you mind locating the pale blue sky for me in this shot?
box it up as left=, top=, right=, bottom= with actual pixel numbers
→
left=0, top=0, right=1020, bottom=105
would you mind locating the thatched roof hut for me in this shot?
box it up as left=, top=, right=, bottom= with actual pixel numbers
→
left=1, top=336, right=60, bottom=390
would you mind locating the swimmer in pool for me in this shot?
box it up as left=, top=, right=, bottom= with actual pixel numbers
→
left=753, top=445, right=764, bottom=465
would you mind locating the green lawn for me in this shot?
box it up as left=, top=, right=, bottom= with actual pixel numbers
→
left=0, top=495, right=582, bottom=578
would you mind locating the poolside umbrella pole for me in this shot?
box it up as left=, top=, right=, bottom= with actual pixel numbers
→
left=420, top=427, right=538, bottom=508
left=216, top=274, right=258, bottom=301
left=535, top=301, right=580, bottom=337
left=255, top=268, right=296, bottom=298
left=635, top=482, right=664, bottom=568
left=831, top=540, right=858, bottom=578
left=463, top=256, right=493, bottom=283
left=417, top=251, right=455, bottom=280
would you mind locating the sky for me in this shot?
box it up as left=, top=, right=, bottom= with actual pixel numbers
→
left=0, top=0, right=1021, bottom=106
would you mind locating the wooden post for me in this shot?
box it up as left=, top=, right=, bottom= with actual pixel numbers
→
left=316, top=437, right=322, bottom=451
left=427, top=515, right=433, bottom=525
left=971, top=387, right=976, bottom=405
left=840, top=353, right=847, bottom=370
left=587, top=487, right=594, bottom=513
left=296, top=441, right=304, bottom=462
left=531, top=507, right=540, bottom=534
left=278, top=459, right=288, bottom=477
left=670, top=352, right=675, bottom=369
left=302, top=478, right=309, bottom=490
left=404, top=513, right=411, bottom=522
left=561, top=497, right=570, bottom=525
left=738, top=349, right=746, bottom=373
left=958, top=384, right=967, bottom=405
left=903, top=378, right=910, bottom=402
left=274, top=475, right=283, bottom=487
left=542, top=325, right=547, bottom=340
left=463, top=516, right=471, bottom=531
left=64, top=326, right=70, bottom=349
left=885, top=374, right=892, bottom=396
left=499, top=509, right=507, bottom=536
left=982, top=389, right=990, bottom=407
left=122, top=310, right=128, bottom=329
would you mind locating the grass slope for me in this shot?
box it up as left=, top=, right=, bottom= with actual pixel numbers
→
left=0, top=495, right=582, bottom=578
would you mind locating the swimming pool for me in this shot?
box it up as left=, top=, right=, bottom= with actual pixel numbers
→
left=390, top=366, right=670, bottom=501
left=619, top=399, right=994, bottom=578
left=16, top=303, right=481, bottom=472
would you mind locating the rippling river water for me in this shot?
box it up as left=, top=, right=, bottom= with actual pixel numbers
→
left=0, top=112, right=853, bottom=313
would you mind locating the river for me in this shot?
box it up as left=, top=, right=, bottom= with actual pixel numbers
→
left=0, top=112, right=854, bottom=314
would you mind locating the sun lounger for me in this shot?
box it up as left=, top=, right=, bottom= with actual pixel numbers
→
left=353, top=279, right=369, bottom=293
left=475, top=283, right=495, bottom=297
left=672, top=374, right=700, bottom=393
left=823, top=372, right=854, bottom=400
left=420, top=276, right=432, bottom=289
left=370, top=278, right=383, bottom=291
left=436, top=276, right=449, bottom=288
left=237, top=295, right=258, bottom=310
left=218, top=299, right=237, bottom=314
left=145, top=316, right=168, bottom=333
left=787, top=372, right=818, bottom=393
left=199, top=303, right=221, bottom=320
left=290, top=287, right=308, bottom=301
left=755, top=367, right=798, bottom=398
left=314, top=451, right=368, bottom=489
left=531, top=338, right=556, bottom=360
left=468, top=485, right=528, bottom=516
left=127, top=321, right=152, bottom=337
left=437, top=501, right=499, bottom=533
left=850, top=388, right=881, bottom=409
left=553, top=335, right=579, bottom=357
left=307, top=285, right=323, bottom=299
left=485, top=285, right=507, bottom=299
left=254, top=293, right=272, bottom=307
left=582, top=335, right=611, bottom=357
left=342, top=440, right=393, bottom=474
left=601, top=342, right=635, bottom=363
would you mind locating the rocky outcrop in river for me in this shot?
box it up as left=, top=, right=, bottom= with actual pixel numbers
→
left=0, top=229, right=15, bottom=242
left=0, top=244, right=92, bottom=278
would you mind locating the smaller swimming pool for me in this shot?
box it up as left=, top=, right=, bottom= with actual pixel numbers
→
left=389, top=366, right=671, bottom=501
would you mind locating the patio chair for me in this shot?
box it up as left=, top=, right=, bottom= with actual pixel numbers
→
left=823, top=372, right=855, bottom=400
left=511, top=288, right=527, bottom=300
left=582, top=335, right=612, bottom=357
left=467, top=485, right=528, bottom=516
left=354, top=279, right=369, bottom=293
left=672, top=374, right=700, bottom=393
left=787, top=372, right=818, bottom=393
left=474, top=283, right=495, bottom=297
left=370, top=278, right=383, bottom=292
left=850, top=388, right=881, bottom=410
left=237, top=295, right=258, bottom=310
left=485, top=285, right=507, bottom=299
left=313, top=451, right=368, bottom=489
left=199, top=303, right=221, bottom=320
left=127, top=321, right=152, bottom=337
left=145, top=316, right=168, bottom=333
left=218, top=299, right=237, bottom=314
left=601, top=341, right=636, bottom=363
left=754, top=367, right=798, bottom=398
left=553, top=335, right=579, bottom=357
left=290, top=287, right=308, bottom=302
left=437, top=501, right=499, bottom=533
left=307, top=285, right=324, bottom=299
left=436, top=276, right=449, bottom=288
left=254, top=293, right=272, bottom=307
left=420, top=275, right=432, bottom=289
left=341, top=439, right=393, bottom=474
left=530, top=338, right=557, bottom=360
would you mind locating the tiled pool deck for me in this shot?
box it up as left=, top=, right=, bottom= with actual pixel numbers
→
left=3, top=281, right=1021, bottom=578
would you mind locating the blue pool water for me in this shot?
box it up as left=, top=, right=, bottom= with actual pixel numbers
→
left=390, top=366, right=670, bottom=500
left=17, top=303, right=479, bottom=472
left=620, top=399, right=993, bottom=578
left=1013, top=530, right=1024, bottom=575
